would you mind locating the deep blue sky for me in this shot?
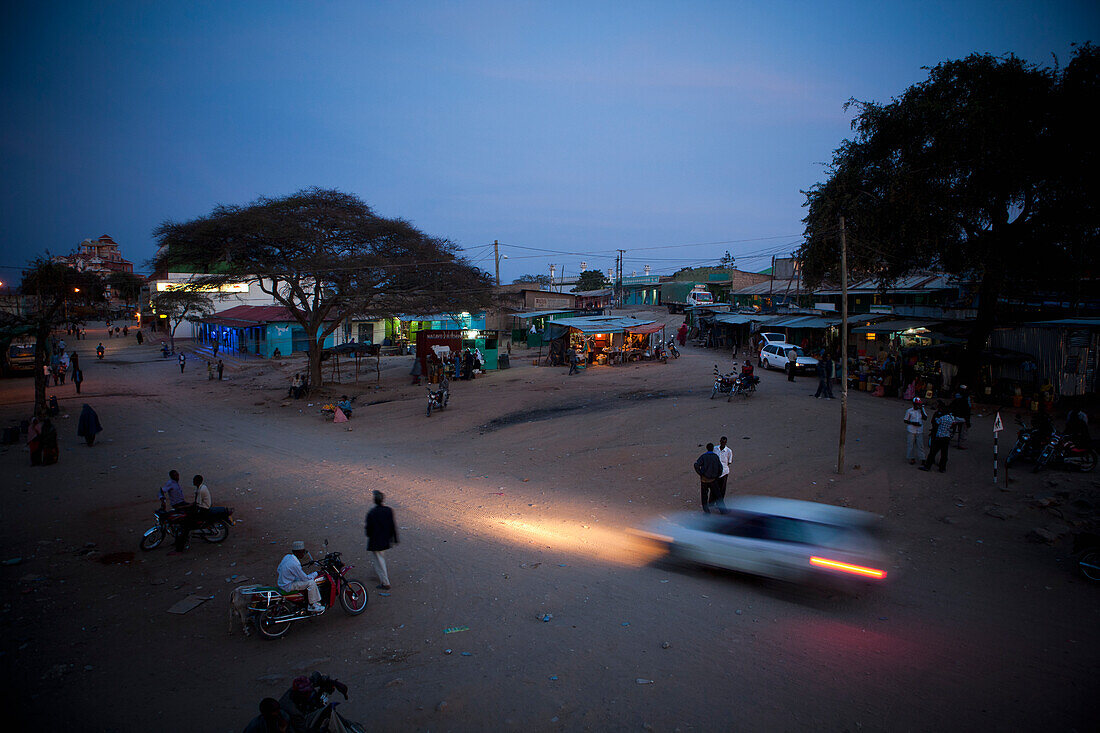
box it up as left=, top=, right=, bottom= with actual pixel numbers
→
left=1, top=1, right=1095, bottom=283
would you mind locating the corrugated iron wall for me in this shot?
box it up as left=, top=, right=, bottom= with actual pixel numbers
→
left=991, top=327, right=1098, bottom=396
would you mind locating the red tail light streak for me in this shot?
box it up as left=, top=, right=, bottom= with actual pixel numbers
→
left=810, top=556, right=887, bottom=579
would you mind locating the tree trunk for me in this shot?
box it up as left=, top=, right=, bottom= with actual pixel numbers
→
left=33, top=319, right=50, bottom=418
left=960, top=260, right=1004, bottom=391
left=308, top=336, right=323, bottom=388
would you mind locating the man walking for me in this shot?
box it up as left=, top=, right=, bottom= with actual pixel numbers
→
left=568, top=346, right=580, bottom=375
left=178, top=352, right=186, bottom=373
left=920, top=404, right=966, bottom=473
left=715, top=436, right=733, bottom=513
left=813, top=351, right=829, bottom=398
left=950, top=386, right=972, bottom=449
left=365, top=490, right=398, bottom=590
left=693, top=443, right=723, bottom=513
left=904, top=397, right=927, bottom=465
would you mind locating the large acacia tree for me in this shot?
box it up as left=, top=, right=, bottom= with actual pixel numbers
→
left=4, top=260, right=105, bottom=416
left=801, top=46, right=1099, bottom=383
left=153, top=188, right=493, bottom=386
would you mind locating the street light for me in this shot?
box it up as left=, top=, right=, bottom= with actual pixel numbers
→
left=494, top=252, right=508, bottom=286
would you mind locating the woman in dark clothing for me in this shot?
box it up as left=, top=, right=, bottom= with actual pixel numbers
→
left=77, top=404, right=102, bottom=447
left=39, top=419, right=59, bottom=465
left=463, top=349, right=474, bottom=381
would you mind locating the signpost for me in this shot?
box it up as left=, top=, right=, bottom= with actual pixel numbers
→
left=993, top=412, right=1004, bottom=485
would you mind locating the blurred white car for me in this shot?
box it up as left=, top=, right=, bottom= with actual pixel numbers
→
left=757, top=332, right=786, bottom=346
left=636, top=496, right=888, bottom=586
left=759, top=343, right=818, bottom=373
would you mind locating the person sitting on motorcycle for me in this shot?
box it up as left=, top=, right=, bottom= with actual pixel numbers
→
left=1066, top=406, right=1090, bottom=448
left=277, top=541, right=325, bottom=613
left=158, top=470, right=191, bottom=552
left=279, top=676, right=318, bottom=733
left=96, top=343, right=105, bottom=358
left=243, top=697, right=291, bottom=733
left=740, top=360, right=755, bottom=378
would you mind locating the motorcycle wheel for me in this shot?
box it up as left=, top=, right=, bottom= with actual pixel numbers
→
left=140, top=527, right=165, bottom=551
left=1033, top=445, right=1054, bottom=473
left=710, top=385, right=718, bottom=399
left=257, top=605, right=292, bottom=640
left=1077, top=451, right=1098, bottom=473
left=339, top=579, right=369, bottom=615
left=426, top=401, right=433, bottom=417
left=1078, top=550, right=1100, bottom=581
left=200, top=521, right=230, bottom=543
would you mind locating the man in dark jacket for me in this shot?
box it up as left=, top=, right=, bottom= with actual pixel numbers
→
left=693, top=443, right=724, bottom=513
left=365, top=490, right=398, bottom=590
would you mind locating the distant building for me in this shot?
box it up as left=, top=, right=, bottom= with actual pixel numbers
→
left=52, top=235, right=134, bottom=275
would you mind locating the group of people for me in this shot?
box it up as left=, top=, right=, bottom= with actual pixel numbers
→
left=288, top=373, right=308, bottom=399
left=693, top=436, right=735, bottom=513
left=242, top=671, right=351, bottom=733
left=206, top=359, right=225, bottom=380
left=901, top=386, right=972, bottom=473
left=26, top=403, right=101, bottom=465
left=46, top=340, right=84, bottom=392
left=158, top=469, right=213, bottom=552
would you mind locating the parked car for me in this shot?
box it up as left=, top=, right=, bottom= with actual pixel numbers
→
left=757, top=332, right=786, bottom=346
left=759, top=343, right=818, bottom=372
left=635, top=496, right=888, bottom=588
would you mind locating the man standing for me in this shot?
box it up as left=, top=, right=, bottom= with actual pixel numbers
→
left=568, top=346, right=580, bottom=375
left=365, top=491, right=398, bottom=590
left=72, top=367, right=83, bottom=394
left=903, top=397, right=927, bottom=465
left=178, top=352, right=186, bottom=373
left=950, top=386, right=972, bottom=449
left=715, top=436, right=733, bottom=513
left=277, top=541, right=325, bottom=613
left=786, top=346, right=798, bottom=382
left=693, top=443, right=723, bottom=513
left=920, top=405, right=965, bottom=473
left=813, top=352, right=829, bottom=398
left=217, top=359, right=224, bottom=380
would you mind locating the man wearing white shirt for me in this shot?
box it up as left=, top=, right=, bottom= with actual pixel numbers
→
left=715, top=435, right=734, bottom=513
left=277, top=541, right=324, bottom=613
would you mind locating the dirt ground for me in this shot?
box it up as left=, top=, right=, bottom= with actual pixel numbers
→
left=1, top=311, right=1097, bottom=732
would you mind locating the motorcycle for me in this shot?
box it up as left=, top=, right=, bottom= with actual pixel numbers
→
left=1074, top=533, right=1100, bottom=582
left=140, top=503, right=234, bottom=550
left=1005, top=415, right=1048, bottom=467
left=711, top=366, right=737, bottom=401
left=666, top=338, right=680, bottom=359
left=161, top=344, right=171, bottom=358
left=733, top=372, right=760, bottom=397
left=243, top=548, right=368, bottom=640
left=1033, top=431, right=1097, bottom=473
left=426, top=377, right=450, bottom=417
left=96, top=347, right=104, bottom=360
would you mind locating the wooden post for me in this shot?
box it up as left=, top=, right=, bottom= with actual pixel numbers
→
left=837, top=216, right=848, bottom=474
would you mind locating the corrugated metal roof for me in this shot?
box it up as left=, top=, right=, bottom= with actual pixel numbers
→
left=851, top=319, right=939, bottom=334
left=509, top=309, right=573, bottom=319
left=549, top=316, right=657, bottom=334
left=1028, top=318, right=1100, bottom=327
left=712, top=313, right=755, bottom=325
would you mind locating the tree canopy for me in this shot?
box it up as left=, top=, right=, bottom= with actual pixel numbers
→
left=150, top=288, right=214, bottom=349
left=5, top=259, right=105, bottom=415
left=512, top=274, right=551, bottom=286
left=800, top=46, right=1099, bottom=380
left=572, top=269, right=609, bottom=292
left=107, top=271, right=145, bottom=306
left=153, top=188, right=493, bottom=385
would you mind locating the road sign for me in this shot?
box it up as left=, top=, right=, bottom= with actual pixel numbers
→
left=993, top=412, right=1003, bottom=433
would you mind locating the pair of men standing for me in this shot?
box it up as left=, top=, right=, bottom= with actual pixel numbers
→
left=694, top=436, right=734, bottom=513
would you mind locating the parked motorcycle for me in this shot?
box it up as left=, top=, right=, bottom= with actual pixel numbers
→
left=1033, top=431, right=1097, bottom=473
left=1005, top=415, right=1047, bottom=467
left=426, top=377, right=450, bottom=417
left=666, top=339, right=680, bottom=359
left=140, top=504, right=234, bottom=550
left=711, top=366, right=737, bottom=401
left=244, top=548, right=368, bottom=640
left=733, top=372, right=760, bottom=397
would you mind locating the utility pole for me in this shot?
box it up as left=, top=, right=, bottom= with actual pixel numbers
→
left=616, top=249, right=626, bottom=308
left=548, top=264, right=555, bottom=291
left=493, top=240, right=501, bottom=286
left=837, top=216, right=849, bottom=474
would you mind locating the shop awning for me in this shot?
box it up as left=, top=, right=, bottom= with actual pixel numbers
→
left=203, top=316, right=262, bottom=328
left=1029, top=318, right=1100, bottom=328
left=713, top=313, right=755, bottom=325
left=549, top=316, right=657, bottom=334
left=626, top=323, right=665, bottom=335
left=851, top=319, right=939, bottom=334
left=510, top=309, right=573, bottom=319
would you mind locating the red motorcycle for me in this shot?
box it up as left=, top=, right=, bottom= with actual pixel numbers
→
left=244, top=549, right=368, bottom=640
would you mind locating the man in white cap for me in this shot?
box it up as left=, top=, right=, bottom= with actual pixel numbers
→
left=277, top=541, right=324, bottom=613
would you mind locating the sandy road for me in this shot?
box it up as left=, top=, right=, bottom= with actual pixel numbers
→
left=0, top=319, right=1097, bottom=731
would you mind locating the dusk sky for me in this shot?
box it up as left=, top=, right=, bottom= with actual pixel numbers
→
left=2, top=1, right=1096, bottom=284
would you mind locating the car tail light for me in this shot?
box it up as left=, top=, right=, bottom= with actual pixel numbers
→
left=810, top=556, right=886, bottom=579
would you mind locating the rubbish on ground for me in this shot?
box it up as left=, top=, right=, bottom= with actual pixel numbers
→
left=636, top=678, right=654, bottom=684
left=167, top=594, right=213, bottom=614
left=541, top=614, right=553, bottom=622
left=443, top=625, right=469, bottom=634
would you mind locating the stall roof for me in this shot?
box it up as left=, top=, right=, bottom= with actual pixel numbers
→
left=1028, top=318, right=1100, bottom=328
left=712, top=313, right=755, bottom=325
left=851, top=319, right=940, bottom=334
left=685, top=303, right=731, bottom=312
left=549, top=316, right=657, bottom=334
left=626, top=323, right=665, bottom=335
left=773, top=315, right=841, bottom=329
left=573, top=288, right=613, bottom=297
left=509, top=309, right=573, bottom=319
